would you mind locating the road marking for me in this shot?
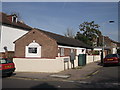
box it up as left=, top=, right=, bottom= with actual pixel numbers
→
left=49, top=74, right=70, bottom=78
left=92, top=70, right=99, bottom=75
left=80, top=70, right=99, bottom=80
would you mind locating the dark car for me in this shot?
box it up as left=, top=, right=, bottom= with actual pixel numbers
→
left=103, top=54, right=120, bottom=66
left=0, top=58, right=15, bottom=76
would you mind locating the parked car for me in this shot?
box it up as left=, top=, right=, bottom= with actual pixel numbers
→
left=0, top=58, right=15, bottom=76
left=103, top=54, right=120, bottom=66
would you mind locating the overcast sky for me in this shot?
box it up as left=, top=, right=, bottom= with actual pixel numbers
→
left=1, top=2, right=119, bottom=42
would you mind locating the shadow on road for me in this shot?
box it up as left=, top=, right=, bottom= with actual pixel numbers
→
left=30, top=82, right=58, bottom=89
left=2, top=73, right=16, bottom=78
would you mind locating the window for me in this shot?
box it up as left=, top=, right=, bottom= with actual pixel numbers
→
left=60, top=48, right=64, bottom=56
left=0, top=59, right=7, bottom=64
left=105, top=54, right=117, bottom=58
left=12, top=16, right=17, bottom=22
left=28, top=47, right=37, bottom=54
left=25, top=41, right=41, bottom=57
left=13, top=16, right=16, bottom=22
left=71, top=49, right=73, bottom=53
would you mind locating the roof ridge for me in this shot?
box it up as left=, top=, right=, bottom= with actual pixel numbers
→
left=34, top=28, right=92, bottom=48
left=35, top=28, right=79, bottom=40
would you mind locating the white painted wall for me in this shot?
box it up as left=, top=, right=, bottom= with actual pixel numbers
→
left=112, top=48, right=117, bottom=54
left=0, top=25, right=2, bottom=50
left=0, top=25, right=28, bottom=52
left=86, top=55, right=100, bottom=64
left=76, top=48, right=86, bottom=55
left=13, top=56, right=79, bottom=73
left=13, top=55, right=100, bottom=73
left=13, top=58, right=64, bottom=73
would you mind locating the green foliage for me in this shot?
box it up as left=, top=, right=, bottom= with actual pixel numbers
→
left=75, top=32, right=92, bottom=46
left=92, top=51, right=99, bottom=55
left=75, top=21, right=102, bottom=46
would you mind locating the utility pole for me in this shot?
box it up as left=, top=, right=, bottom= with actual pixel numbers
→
left=101, top=20, right=115, bottom=63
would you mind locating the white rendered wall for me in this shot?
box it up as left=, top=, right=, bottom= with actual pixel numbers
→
left=0, top=25, right=28, bottom=52
left=13, top=56, right=79, bottom=73
left=14, top=57, right=64, bottom=73
left=76, top=48, right=86, bottom=55
left=86, top=55, right=100, bottom=64
left=112, top=48, right=117, bottom=54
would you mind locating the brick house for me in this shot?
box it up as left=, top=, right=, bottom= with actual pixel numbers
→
left=0, top=12, right=32, bottom=59
left=95, top=36, right=120, bottom=57
left=14, top=28, right=91, bottom=59
left=13, top=28, right=92, bottom=72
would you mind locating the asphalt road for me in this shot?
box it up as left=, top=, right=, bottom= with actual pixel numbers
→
left=83, top=65, right=120, bottom=83
left=2, top=65, right=120, bottom=89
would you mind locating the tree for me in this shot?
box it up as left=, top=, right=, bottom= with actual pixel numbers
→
left=75, top=21, right=102, bottom=46
left=75, top=32, right=92, bottom=46
left=64, top=28, right=75, bottom=38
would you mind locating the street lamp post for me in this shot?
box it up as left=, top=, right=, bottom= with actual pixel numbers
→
left=101, top=20, right=115, bottom=63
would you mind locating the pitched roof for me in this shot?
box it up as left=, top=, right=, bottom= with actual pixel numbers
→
left=0, top=12, right=32, bottom=30
left=35, top=28, right=92, bottom=49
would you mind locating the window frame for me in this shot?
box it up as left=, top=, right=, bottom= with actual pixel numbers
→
left=28, top=47, right=37, bottom=54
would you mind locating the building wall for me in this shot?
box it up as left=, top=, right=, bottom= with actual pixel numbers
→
left=64, top=48, right=71, bottom=56
left=14, top=29, right=58, bottom=58
left=58, top=45, right=86, bottom=56
left=0, top=25, right=28, bottom=52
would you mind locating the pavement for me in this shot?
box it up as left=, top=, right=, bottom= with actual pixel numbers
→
left=10, top=61, right=103, bottom=81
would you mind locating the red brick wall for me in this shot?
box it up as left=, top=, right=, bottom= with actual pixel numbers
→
left=14, top=29, right=58, bottom=58
left=58, top=47, right=77, bottom=56
left=7, top=15, right=12, bottom=22
left=64, top=48, right=71, bottom=56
